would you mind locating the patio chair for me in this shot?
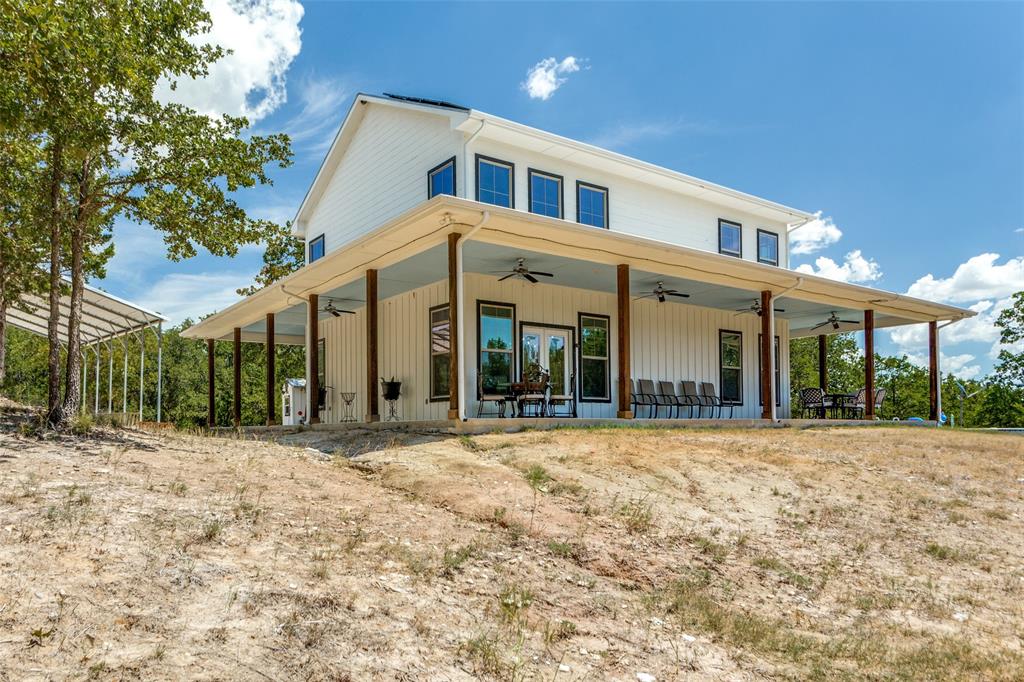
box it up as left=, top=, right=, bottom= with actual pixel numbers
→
left=547, top=369, right=577, bottom=418
left=680, top=381, right=703, bottom=418
left=798, top=387, right=826, bottom=419
left=476, top=374, right=507, bottom=418
left=518, top=369, right=549, bottom=417
left=874, top=388, right=887, bottom=416
left=639, top=379, right=667, bottom=418
left=631, top=379, right=656, bottom=418
left=700, top=382, right=732, bottom=419
left=657, top=380, right=686, bottom=418
left=840, top=388, right=868, bottom=419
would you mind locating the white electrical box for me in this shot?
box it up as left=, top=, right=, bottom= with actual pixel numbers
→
left=281, top=378, right=307, bottom=426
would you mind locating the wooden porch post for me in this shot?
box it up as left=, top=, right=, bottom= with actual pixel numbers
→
left=366, top=269, right=380, bottom=422
left=232, top=327, right=241, bottom=428
left=266, top=312, right=275, bottom=426
left=864, top=309, right=875, bottom=420
left=928, top=320, right=939, bottom=422
left=616, top=264, right=632, bottom=418
left=447, top=233, right=460, bottom=420
left=308, top=293, right=320, bottom=425
left=817, top=334, right=828, bottom=392
left=760, top=290, right=774, bottom=420
left=207, top=338, right=215, bottom=427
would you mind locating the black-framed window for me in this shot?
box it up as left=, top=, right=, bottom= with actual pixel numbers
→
left=758, top=334, right=781, bottom=406
left=476, top=155, right=514, bottom=208
left=309, top=234, right=325, bottom=263
left=429, top=305, right=450, bottom=400
left=317, top=338, right=326, bottom=389
left=718, top=219, right=742, bottom=258
left=528, top=169, right=563, bottom=218
left=428, top=157, right=456, bottom=198
left=757, top=229, right=779, bottom=266
left=719, top=330, right=742, bottom=405
left=578, top=313, right=610, bottom=401
left=577, top=181, right=609, bottom=228
left=478, top=301, right=515, bottom=394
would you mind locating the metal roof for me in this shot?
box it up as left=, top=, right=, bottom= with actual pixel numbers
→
left=5, top=279, right=167, bottom=346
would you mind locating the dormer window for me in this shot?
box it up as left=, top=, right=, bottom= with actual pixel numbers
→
left=476, top=155, right=514, bottom=208
left=757, top=229, right=779, bottom=266
left=577, top=182, right=608, bottom=229
left=428, top=157, right=456, bottom=198
left=308, top=234, right=325, bottom=263
left=718, top=219, right=742, bottom=258
left=528, top=169, right=563, bottom=218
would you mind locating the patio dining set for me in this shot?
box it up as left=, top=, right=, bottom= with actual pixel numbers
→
left=796, top=387, right=886, bottom=419
left=477, top=368, right=577, bottom=418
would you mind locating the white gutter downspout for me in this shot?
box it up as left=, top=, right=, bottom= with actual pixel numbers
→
left=769, top=277, right=804, bottom=421
left=456, top=210, right=490, bottom=421
left=462, top=118, right=486, bottom=202
left=934, top=318, right=960, bottom=425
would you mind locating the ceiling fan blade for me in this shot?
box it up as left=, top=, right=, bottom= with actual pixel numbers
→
left=529, top=271, right=554, bottom=278
left=811, top=321, right=828, bottom=330
left=839, top=319, right=859, bottom=324
left=666, top=291, right=690, bottom=298
left=497, top=272, right=515, bottom=282
left=734, top=307, right=751, bottom=312
left=773, top=307, right=785, bottom=313
left=524, top=273, right=538, bottom=284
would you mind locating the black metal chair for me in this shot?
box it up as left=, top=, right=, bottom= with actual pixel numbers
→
left=518, top=368, right=549, bottom=417
left=639, top=379, right=667, bottom=418
left=680, top=381, right=703, bottom=417
left=700, top=382, right=732, bottom=419
left=799, top=387, right=826, bottom=419
left=840, top=388, right=868, bottom=419
left=547, top=369, right=577, bottom=418
left=657, top=380, right=686, bottom=418
left=476, top=374, right=507, bottom=418
left=631, top=379, right=656, bottom=418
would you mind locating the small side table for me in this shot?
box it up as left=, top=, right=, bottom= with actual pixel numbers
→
left=339, top=392, right=356, bottom=422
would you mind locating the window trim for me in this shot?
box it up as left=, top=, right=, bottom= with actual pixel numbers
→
left=428, top=303, right=451, bottom=402
left=527, top=168, right=564, bottom=219
left=577, top=312, right=611, bottom=403
left=756, top=228, right=779, bottom=266
left=719, top=329, right=743, bottom=406
left=308, top=234, right=326, bottom=263
left=476, top=299, right=517, bottom=395
left=576, top=180, right=610, bottom=229
left=757, top=333, right=782, bottom=407
left=718, top=219, right=742, bottom=258
left=475, top=154, right=515, bottom=208
left=517, top=321, right=575, bottom=398
left=427, top=156, right=457, bottom=199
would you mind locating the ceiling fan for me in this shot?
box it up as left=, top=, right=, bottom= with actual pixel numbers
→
left=321, top=299, right=356, bottom=317
left=636, top=281, right=690, bottom=303
left=493, top=258, right=553, bottom=284
left=811, top=311, right=860, bottom=331
left=735, top=299, right=785, bottom=317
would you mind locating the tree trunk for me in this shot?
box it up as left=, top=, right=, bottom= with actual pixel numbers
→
left=61, top=158, right=91, bottom=422
left=45, top=141, right=64, bottom=426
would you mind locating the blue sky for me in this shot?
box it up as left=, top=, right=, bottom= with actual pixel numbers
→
left=106, top=0, right=1023, bottom=379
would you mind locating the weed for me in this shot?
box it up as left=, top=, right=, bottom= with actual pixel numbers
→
left=688, top=533, right=730, bottom=563
left=457, top=434, right=480, bottom=451
left=547, top=539, right=585, bottom=562
left=498, top=584, right=534, bottom=624
left=752, top=554, right=812, bottom=589
left=28, top=627, right=53, bottom=647
left=462, top=632, right=503, bottom=676
left=168, top=480, right=188, bottom=497
left=311, top=547, right=335, bottom=580
left=543, top=619, right=577, bottom=644
left=523, top=464, right=551, bottom=490
left=199, top=518, right=223, bottom=543
left=70, top=412, right=93, bottom=436
left=924, top=542, right=967, bottom=562
left=441, top=543, right=477, bottom=578
left=620, top=497, right=655, bottom=535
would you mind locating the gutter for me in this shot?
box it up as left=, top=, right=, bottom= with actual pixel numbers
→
left=455, top=210, right=490, bottom=421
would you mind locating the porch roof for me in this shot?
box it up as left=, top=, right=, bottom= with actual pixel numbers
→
left=182, top=196, right=973, bottom=343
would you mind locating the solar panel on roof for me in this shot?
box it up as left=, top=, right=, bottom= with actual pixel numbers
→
left=382, top=93, right=470, bottom=112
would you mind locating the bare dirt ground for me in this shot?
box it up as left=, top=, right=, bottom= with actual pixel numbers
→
left=1, top=410, right=1022, bottom=681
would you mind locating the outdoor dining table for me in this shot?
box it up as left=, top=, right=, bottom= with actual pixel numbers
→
left=824, top=393, right=856, bottom=419
left=504, top=381, right=546, bottom=417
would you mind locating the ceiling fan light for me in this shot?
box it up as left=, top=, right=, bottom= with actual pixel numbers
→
left=658, top=294, right=665, bottom=303
left=832, top=320, right=840, bottom=330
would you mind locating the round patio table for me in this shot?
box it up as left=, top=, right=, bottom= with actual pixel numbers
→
left=825, top=393, right=856, bottom=419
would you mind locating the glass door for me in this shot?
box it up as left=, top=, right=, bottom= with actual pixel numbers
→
left=521, top=326, right=572, bottom=396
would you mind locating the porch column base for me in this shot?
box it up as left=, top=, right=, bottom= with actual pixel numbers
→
left=617, top=410, right=634, bottom=419
left=365, top=414, right=380, bottom=423
left=447, top=408, right=459, bottom=420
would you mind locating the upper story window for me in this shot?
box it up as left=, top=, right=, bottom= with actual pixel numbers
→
left=718, top=219, right=742, bottom=258
left=428, top=157, right=456, bottom=198
left=476, top=155, right=514, bottom=208
left=577, top=182, right=608, bottom=229
left=308, top=234, right=325, bottom=263
left=757, top=229, right=779, bottom=266
left=528, top=169, right=563, bottom=218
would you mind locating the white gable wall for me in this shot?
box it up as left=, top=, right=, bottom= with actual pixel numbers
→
left=302, top=103, right=462, bottom=256
left=468, top=138, right=792, bottom=268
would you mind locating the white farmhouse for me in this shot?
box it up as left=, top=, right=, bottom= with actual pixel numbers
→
left=184, top=93, right=972, bottom=426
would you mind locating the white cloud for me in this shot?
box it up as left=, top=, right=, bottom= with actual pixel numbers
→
left=794, top=249, right=882, bottom=283
left=137, top=271, right=259, bottom=324
left=521, top=56, right=583, bottom=100
left=156, top=0, right=304, bottom=122
left=587, top=118, right=717, bottom=151
left=281, top=75, right=350, bottom=155
left=790, top=211, right=843, bottom=255
left=905, top=253, right=1024, bottom=304
left=903, top=350, right=982, bottom=380
left=1015, top=227, right=1023, bottom=234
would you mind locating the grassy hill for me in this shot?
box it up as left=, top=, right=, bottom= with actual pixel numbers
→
left=1, top=413, right=1022, bottom=680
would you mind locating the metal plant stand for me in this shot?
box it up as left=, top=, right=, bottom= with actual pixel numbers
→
left=339, top=392, right=356, bottom=422
left=381, top=378, right=402, bottom=422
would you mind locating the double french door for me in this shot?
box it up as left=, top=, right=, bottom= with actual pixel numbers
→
left=521, top=325, right=572, bottom=396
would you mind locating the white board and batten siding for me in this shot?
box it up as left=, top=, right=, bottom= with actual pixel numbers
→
left=467, top=138, right=792, bottom=269
left=317, top=273, right=790, bottom=422
left=301, top=103, right=462, bottom=255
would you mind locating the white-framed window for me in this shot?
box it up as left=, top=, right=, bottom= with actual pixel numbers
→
left=478, top=301, right=515, bottom=394
left=578, top=313, right=610, bottom=401
left=429, top=304, right=450, bottom=400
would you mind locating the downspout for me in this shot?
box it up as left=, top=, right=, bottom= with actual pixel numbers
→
left=462, top=118, right=486, bottom=201
left=933, top=318, right=960, bottom=425
left=769, top=276, right=804, bottom=420
left=456, top=210, right=491, bottom=421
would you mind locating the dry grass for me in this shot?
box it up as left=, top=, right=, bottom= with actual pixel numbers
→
left=1, top=411, right=1022, bottom=680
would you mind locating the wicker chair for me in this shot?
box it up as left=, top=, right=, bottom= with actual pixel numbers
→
left=841, top=388, right=868, bottom=419
left=874, top=388, right=887, bottom=416
left=799, top=387, right=826, bottom=419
